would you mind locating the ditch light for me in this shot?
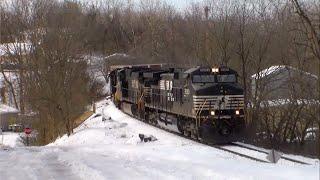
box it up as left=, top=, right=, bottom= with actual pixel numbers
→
left=235, top=110, right=240, bottom=115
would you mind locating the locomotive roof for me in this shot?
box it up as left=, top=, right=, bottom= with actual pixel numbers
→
left=160, top=73, right=174, bottom=78
left=111, top=64, right=238, bottom=77
left=143, top=70, right=168, bottom=79
left=184, top=66, right=238, bottom=75
left=110, top=63, right=168, bottom=71
left=184, top=66, right=200, bottom=74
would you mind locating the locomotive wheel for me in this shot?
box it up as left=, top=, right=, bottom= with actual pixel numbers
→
left=177, top=118, right=184, bottom=133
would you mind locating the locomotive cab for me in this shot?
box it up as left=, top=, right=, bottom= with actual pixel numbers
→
left=185, top=66, right=245, bottom=142
left=189, top=67, right=244, bottom=115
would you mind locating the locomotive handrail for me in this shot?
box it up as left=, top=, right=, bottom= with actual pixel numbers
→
left=195, top=98, right=207, bottom=128
left=138, top=92, right=144, bottom=102
left=197, top=99, right=207, bottom=116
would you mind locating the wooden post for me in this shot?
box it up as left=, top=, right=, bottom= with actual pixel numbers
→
left=93, top=101, right=96, bottom=113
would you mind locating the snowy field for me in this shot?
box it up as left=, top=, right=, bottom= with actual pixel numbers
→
left=0, top=100, right=319, bottom=180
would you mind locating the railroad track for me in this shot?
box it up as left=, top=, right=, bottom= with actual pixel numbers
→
left=133, top=115, right=310, bottom=165
left=212, top=144, right=270, bottom=163
left=229, top=142, right=311, bottom=165
left=107, top=102, right=311, bottom=165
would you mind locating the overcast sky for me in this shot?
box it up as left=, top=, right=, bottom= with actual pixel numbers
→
left=108, top=0, right=203, bottom=10
left=158, top=0, right=199, bottom=9
left=128, top=0, right=202, bottom=10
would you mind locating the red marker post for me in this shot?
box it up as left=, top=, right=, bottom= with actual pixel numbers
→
left=24, top=127, right=32, bottom=146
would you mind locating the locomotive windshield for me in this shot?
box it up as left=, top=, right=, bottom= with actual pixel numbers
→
left=192, top=74, right=236, bottom=83
left=217, top=74, right=236, bottom=83
left=192, top=75, right=215, bottom=83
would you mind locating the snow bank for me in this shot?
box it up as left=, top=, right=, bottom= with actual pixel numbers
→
left=47, top=99, right=319, bottom=180
left=1, top=132, right=22, bottom=147
left=0, top=99, right=318, bottom=179
left=0, top=103, right=19, bottom=114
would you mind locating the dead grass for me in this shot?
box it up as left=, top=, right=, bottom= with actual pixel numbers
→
left=73, top=111, right=94, bottom=128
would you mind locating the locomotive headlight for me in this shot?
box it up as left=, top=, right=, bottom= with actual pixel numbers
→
left=210, top=111, right=215, bottom=116
left=235, top=110, right=240, bottom=115
left=212, top=68, right=219, bottom=73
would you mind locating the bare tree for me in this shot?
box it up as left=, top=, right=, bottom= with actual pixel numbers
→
left=234, top=1, right=258, bottom=121
left=290, top=0, right=320, bottom=61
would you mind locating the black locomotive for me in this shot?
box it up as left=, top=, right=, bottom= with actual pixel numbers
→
left=109, top=64, right=245, bottom=143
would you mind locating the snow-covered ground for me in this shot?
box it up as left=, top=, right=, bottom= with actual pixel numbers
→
left=0, top=100, right=319, bottom=180
left=0, top=132, right=23, bottom=147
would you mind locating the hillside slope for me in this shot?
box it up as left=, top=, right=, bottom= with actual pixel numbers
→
left=50, top=100, right=319, bottom=180
left=0, top=99, right=319, bottom=180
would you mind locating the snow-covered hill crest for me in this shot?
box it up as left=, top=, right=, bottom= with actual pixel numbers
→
left=46, top=100, right=319, bottom=180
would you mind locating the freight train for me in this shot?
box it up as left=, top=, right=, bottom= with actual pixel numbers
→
left=109, top=64, right=245, bottom=143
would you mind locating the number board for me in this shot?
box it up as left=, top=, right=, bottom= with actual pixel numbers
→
left=199, top=68, right=211, bottom=72
left=220, top=67, right=230, bottom=72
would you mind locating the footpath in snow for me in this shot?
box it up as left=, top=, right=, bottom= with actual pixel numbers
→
left=0, top=99, right=319, bottom=180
